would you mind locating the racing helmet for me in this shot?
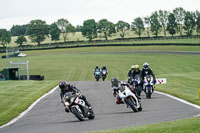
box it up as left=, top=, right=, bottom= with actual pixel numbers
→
left=59, top=81, right=69, bottom=90
left=143, top=62, right=149, bottom=70
left=111, top=77, right=119, bottom=87
left=131, top=65, right=135, bottom=69
left=134, top=64, right=140, bottom=72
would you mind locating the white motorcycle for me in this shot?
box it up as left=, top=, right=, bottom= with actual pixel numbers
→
left=63, top=92, right=95, bottom=121
left=116, top=85, right=142, bottom=112
left=101, top=70, right=107, bottom=81
left=143, top=74, right=155, bottom=98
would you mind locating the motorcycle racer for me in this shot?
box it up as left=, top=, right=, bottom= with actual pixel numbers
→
left=141, top=62, right=156, bottom=84
left=111, top=78, right=140, bottom=104
left=59, top=81, right=92, bottom=112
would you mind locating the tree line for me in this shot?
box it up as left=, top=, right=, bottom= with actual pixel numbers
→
left=0, top=7, right=200, bottom=48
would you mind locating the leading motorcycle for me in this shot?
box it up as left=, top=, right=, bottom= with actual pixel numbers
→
left=116, top=84, right=142, bottom=112
left=63, top=92, right=95, bottom=121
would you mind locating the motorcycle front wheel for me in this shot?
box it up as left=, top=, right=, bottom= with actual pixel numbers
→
left=71, top=107, right=85, bottom=121
left=126, top=97, right=138, bottom=112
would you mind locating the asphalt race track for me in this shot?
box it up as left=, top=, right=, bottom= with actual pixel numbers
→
left=1, top=81, right=200, bottom=133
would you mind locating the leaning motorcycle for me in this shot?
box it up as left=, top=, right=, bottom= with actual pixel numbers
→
left=94, top=71, right=101, bottom=81
left=143, top=74, right=155, bottom=98
left=63, top=92, right=95, bottom=121
left=116, top=85, right=142, bottom=112
left=101, top=70, right=107, bottom=81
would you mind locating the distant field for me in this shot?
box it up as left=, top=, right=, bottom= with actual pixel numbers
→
left=5, top=30, right=200, bottom=48
left=0, top=46, right=200, bottom=127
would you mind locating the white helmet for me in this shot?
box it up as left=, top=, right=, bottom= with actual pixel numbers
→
left=143, top=62, right=149, bottom=70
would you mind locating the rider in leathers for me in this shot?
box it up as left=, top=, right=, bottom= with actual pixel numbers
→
left=111, top=78, right=141, bottom=104
left=141, top=62, right=156, bottom=84
left=59, top=81, right=92, bottom=112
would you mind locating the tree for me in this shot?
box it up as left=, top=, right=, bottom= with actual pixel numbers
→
left=167, top=13, right=177, bottom=37
left=150, top=12, right=161, bottom=37
left=15, top=36, right=27, bottom=46
left=26, top=19, right=49, bottom=45
left=158, top=10, right=169, bottom=37
left=75, top=25, right=82, bottom=32
left=131, top=17, right=145, bottom=38
left=115, top=21, right=130, bottom=39
left=173, top=7, right=186, bottom=36
left=49, top=23, right=61, bottom=42
left=195, top=10, right=200, bottom=35
left=10, top=25, right=27, bottom=36
left=56, top=19, right=75, bottom=42
left=97, top=19, right=116, bottom=40
left=0, top=29, right=11, bottom=48
left=144, top=16, right=151, bottom=37
left=184, top=11, right=196, bottom=36
left=81, top=19, right=97, bottom=41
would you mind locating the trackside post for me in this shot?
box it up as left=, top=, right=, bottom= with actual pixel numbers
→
left=199, top=89, right=200, bottom=99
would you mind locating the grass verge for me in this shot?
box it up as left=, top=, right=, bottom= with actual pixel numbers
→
left=0, top=81, right=57, bottom=126
left=88, top=116, right=200, bottom=133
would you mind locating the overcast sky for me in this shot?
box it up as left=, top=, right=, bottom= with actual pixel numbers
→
left=0, top=0, right=199, bottom=30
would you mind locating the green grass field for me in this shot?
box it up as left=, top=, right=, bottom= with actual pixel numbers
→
left=0, top=46, right=200, bottom=132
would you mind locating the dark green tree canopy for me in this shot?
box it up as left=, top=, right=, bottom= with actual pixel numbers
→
left=97, top=19, right=116, bottom=40
left=81, top=19, right=97, bottom=41
left=10, top=25, right=27, bottom=36
left=115, top=21, right=130, bottom=39
left=49, top=23, right=61, bottom=42
left=184, top=11, right=196, bottom=36
left=15, top=35, right=27, bottom=46
left=131, top=17, right=145, bottom=38
left=167, top=13, right=177, bottom=36
left=26, top=19, right=49, bottom=45
left=150, top=12, right=162, bottom=37
left=0, top=29, right=11, bottom=48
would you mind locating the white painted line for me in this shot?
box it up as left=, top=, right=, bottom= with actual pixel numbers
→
left=155, top=91, right=200, bottom=110
left=0, top=85, right=58, bottom=129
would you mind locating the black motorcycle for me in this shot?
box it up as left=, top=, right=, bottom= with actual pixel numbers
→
left=128, top=74, right=143, bottom=96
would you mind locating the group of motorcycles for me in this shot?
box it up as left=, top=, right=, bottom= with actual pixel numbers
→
left=128, top=74, right=155, bottom=98
left=94, top=69, right=108, bottom=81
left=61, top=68, right=155, bottom=121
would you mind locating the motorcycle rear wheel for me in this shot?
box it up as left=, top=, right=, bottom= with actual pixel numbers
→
left=88, top=110, right=95, bottom=120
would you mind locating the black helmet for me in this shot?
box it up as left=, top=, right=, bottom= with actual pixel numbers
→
left=96, top=65, right=99, bottom=69
left=59, top=81, right=68, bottom=90
left=143, top=62, right=149, bottom=70
left=111, top=77, right=119, bottom=87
